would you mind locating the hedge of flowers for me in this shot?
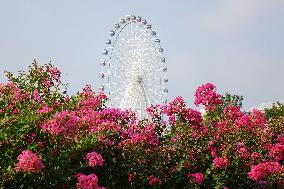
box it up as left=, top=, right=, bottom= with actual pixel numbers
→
left=0, top=61, right=284, bottom=188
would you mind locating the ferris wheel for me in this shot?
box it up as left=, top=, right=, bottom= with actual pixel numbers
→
left=99, top=15, right=168, bottom=119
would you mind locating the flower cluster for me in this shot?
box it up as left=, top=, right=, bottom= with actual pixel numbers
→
left=234, top=109, right=266, bottom=131
left=85, top=151, right=104, bottom=167
left=40, top=110, right=81, bottom=139
left=248, top=161, right=282, bottom=181
left=16, top=150, right=45, bottom=173
left=194, top=83, right=223, bottom=108
left=269, top=143, right=284, bottom=161
left=76, top=173, right=105, bottom=189
left=213, top=156, right=230, bottom=169
left=148, top=175, right=161, bottom=186
left=188, top=173, right=204, bottom=184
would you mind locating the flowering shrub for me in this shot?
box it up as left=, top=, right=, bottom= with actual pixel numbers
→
left=1, top=61, right=284, bottom=188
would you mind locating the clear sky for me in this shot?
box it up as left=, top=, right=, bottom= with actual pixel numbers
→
left=0, top=0, right=283, bottom=110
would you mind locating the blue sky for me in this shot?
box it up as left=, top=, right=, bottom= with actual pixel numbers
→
left=0, top=0, right=283, bottom=110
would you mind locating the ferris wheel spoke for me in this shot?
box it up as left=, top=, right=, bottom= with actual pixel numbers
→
left=136, top=27, right=150, bottom=40
left=145, top=85, right=166, bottom=101
left=110, top=53, right=131, bottom=71
left=146, top=90, right=165, bottom=104
left=144, top=69, right=164, bottom=78
left=145, top=90, right=160, bottom=105
left=141, top=84, right=164, bottom=103
left=146, top=86, right=165, bottom=97
left=133, top=85, right=143, bottom=110
left=109, top=81, right=128, bottom=86
left=141, top=83, right=152, bottom=105
left=143, top=82, right=165, bottom=89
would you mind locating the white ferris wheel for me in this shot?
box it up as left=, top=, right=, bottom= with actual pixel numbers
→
left=99, top=15, right=168, bottom=119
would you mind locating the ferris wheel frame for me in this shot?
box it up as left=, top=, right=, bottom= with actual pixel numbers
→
left=99, top=15, right=168, bottom=119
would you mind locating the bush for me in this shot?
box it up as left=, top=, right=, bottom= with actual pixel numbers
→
left=0, top=61, right=284, bottom=188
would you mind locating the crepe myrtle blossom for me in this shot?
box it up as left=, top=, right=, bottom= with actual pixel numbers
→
left=40, top=110, right=80, bottom=138
left=148, top=175, right=161, bottom=186
left=128, top=172, right=134, bottom=183
left=32, top=89, right=41, bottom=102
left=76, top=173, right=106, bottom=189
left=85, top=151, right=104, bottom=167
left=269, top=144, right=284, bottom=161
left=213, top=156, right=230, bottom=169
left=36, top=105, right=52, bottom=114
left=15, top=150, right=45, bottom=173
left=194, top=83, right=223, bottom=107
left=163, top=96, right=186, bottom=115
left=188, top=173, right=204, bottom=184
left=248, top=161, right=281, bottom=181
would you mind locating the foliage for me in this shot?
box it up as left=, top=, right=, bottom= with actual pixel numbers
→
left=265, top=102, right=284, bottom=120
left=1, top=61, right=284, bottom=189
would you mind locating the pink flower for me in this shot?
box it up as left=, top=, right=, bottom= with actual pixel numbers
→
left=168, top=115, right=176, bottom=125
left=148, top=175, right=161, bottom=186
left=36, top=105, right=52, bottom=114
left=223, top=106, right=243, bottom=120
left=189, top=172, right=204, bottom=184
left=234, top=115, right=250, bottom=129
left=249, top=109, right=265, bottom=129
left=248, top=161, right=281, bottom=181
left=128, top=172, right=134, bottom=183
left=40, top=110, right=80, bottom=139
left=146, top=104, right=162, bottom=118
left=213, top=156, right=230, bottom=169
left=16, top=150, right=45, bottom=173
left=194, top=83, right=223, bottom=107
left=85, top=151, right=104, bottom=167
left=37, top=142, right=45, bottom=149
left=163, top=96, right=186, bottom=116
left=237, top=147, right=249, bottom=159
left=32, top=89, right=41, bottom=102
left=269, top=144, right=284, bottom=161
left=48, top=67, right=61, bottom=82
left=183, top=108, right=203, bottom=125
left=76, top=173, right=105, bottom=189
left=170, top=137, right=177, bottom=143
left=211, top=150, right=217, bottom=157
left=251, top=152, right=261, bottom=162
left=235, top=110, right=265, bottom=130
left=42, top=79, right=52, bottom=88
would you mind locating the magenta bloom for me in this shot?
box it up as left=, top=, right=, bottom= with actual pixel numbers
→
left=213, top=156, right=230, bottom=169
left=248, top=161, right=281, bottom=181
left=85, top=151, right=104, bottom=167
left=128, top=172, right=134, bottom=183
left=32, top=89, right=41, bottom=102
left=76, top=173, right=105, bottom=189
left=269, top=144, right=284, bottom=161
left=148, top=175, right=161, bottom=186
left=16, top=150, right=45, bottom=173
left=36, top=105, right=52, bottom=114
left=194, top=83, right=223, bottom=107
left=189, top=172, right=204, bottom=184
